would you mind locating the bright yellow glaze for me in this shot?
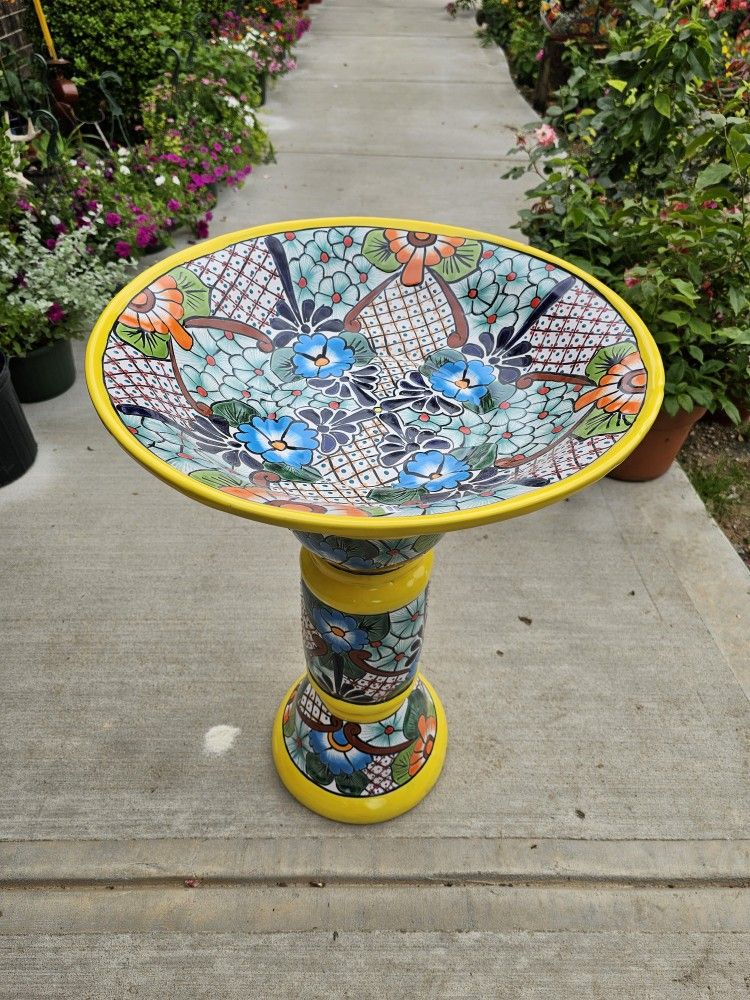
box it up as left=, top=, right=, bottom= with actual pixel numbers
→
left=301, top=549, right=433, bottom=614
left=86, top=216, right=665, bottom=539
left=272, top=674, right=447, bottom=824
left=306, top=671, right=418, bottom=724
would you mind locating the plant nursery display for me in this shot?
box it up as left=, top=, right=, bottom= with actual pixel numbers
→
left=85, top=218, right=663, bottom=822
left=491, top=0, right=750, bottom=475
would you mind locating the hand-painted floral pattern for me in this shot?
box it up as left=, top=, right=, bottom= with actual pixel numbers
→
left=280, top=677, right=439, bottom=798
left=293, top=531, right=443, bottom=570
left=301, top=582, right=427, bottom=705
left=101, top=224, right=652, bottom=522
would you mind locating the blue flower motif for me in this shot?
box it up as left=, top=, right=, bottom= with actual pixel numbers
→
left=293, top=333, right=355, bottom=379
left=312, top=607, right=368, bottom=653
left=428, top=360, right=495, bottom=405
left=235, top=415, right=318, bottom=468
left=397, top=450, right=471, bottom=493
left=308, top=727, right=371, bottom=776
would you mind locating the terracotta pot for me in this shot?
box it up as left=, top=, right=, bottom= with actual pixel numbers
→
left=608, top=405, right=706, bottom=482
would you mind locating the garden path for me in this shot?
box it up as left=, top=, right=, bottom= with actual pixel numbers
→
left=1, top=0, right=749, bottom=994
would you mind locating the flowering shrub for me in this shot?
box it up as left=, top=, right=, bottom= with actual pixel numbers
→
left=504, top=0, right=750, bottom=420
left=0, top=214, right=132, bottom=357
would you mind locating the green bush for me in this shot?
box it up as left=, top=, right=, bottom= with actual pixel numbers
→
left=44, top=0, right=203, bottom=122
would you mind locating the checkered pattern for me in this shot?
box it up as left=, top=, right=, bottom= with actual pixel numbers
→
left=313, top=418, right=397, bottom=491
left=364, top=754, right=397, bottom=796
left=354, top=271, right=458, bottom=394
left=186, top=239, right=284, bottom=331
left=527, top=281, right=634, bottom=376
left=297, top=681, right=334, bottom=729
left=103, top=338, right=196, bottom=423
left=346, top=669, right=413, bottom=703
left=508, top=433, right=618, bottom=481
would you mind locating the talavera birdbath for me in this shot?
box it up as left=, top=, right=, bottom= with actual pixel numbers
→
left=86, top=218, right=663, bottom=824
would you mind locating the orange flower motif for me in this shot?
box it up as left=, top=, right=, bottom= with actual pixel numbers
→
left=408, top=714, right=437, bottom=776
left=574, top=351, right=647, bottom=416
left=384, top=229, right=466, bottom=287
left=118, top=274, right=193, bottom=350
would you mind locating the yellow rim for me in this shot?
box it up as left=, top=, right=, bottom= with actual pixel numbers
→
left=86, top=216, right=665, bottom=540
left=272, top=674, right=447, bottom=824
left=301, top=549, right=433, bottom=613
left=306, top=671, right=417, bottom=723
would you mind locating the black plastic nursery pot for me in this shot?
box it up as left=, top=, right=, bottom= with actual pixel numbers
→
left=9, top=338, right=76, bottom=403
left=0, top=351, right=37, bottom=487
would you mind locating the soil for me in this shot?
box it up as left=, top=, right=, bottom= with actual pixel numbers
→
left=679, top=417, right=750, bottom=569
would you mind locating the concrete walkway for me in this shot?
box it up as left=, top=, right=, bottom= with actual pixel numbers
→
left=2, top=0, right=750, bottom=994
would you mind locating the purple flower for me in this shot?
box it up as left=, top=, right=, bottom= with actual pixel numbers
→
left=105, top=212, right=121, bottom=227
left=47, top=303, right=65, bottom=324
left=195, top=219, right=209, bottom=239
left=135, top=226, right=155, bottom=248
left=114, top=240, right=132, bottom=258
left=17, top=198, right=32, bottom=213
left=45, top=238, right=57, bottom=250
left=167, top=198, right=181, bottom=212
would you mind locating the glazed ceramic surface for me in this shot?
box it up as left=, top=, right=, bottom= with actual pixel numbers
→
left=87, top=218, right=663, bottom=536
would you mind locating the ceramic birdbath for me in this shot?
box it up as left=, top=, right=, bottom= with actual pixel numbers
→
left=86, top=217, right=663, bottom=824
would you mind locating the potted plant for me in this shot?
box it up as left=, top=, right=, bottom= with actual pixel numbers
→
left=0, top=214, right=133, bottom=402
left=0, top=349, right=37, bottom=486
left=506, top=0, right=750, bottom=479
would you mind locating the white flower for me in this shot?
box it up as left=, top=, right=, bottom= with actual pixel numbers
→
left=224, top=95, right=240, bottom=108
left=117, top=147, right=129, bottom=158
left=154, top=175, right=165, bottom=187
left=120, top=165, right=130, bottom=175
left=49, top=215, right=61, bottom=226
left=171, top=175, right=181, bottom=186
left=243, top=112, right=255, bottom=127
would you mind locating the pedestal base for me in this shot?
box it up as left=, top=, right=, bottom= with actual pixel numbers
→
left=272, top=674, right=447, bottom=824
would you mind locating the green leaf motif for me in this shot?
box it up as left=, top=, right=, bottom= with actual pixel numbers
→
left=358, top=613, right=391, bottom=643
left=269, top=347, right=301, bottom=383
left=334, top=770, right=368, bottom=797
left=212, top=399, right=260, bottom=427
left=361, top=229, right=400, bottom=272
left=339, top=331, right=375, bottom=365
left=463, top=441, right=498, bottom=470
left=282, top=708, right=296, bottom=739
left=391, top=745, right=414, bottom=787
left=573, top=408, right=635, bottom=439
left=305, top=751, right=334, bottom=787
left=367, top=487, right=427, bottom=505
left=170, top=266, right=211, bottom=319
left=432, top=240, right=482, bottom=283
left=189, top=469, right=244, bottom=489
left=584, top=341, right=637, bottom=383
left=263, top=461, right=323, bottom=483
left=403, top=687, right=429, bottom=741
left=115, top=322, right=169, bottom=359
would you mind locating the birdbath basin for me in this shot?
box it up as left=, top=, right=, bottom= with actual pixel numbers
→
left=86, top=217, right=663, bottom=823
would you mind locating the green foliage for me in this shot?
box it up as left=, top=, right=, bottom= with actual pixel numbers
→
left=505, top=0, right=750, bottom=421
left=43, top=0, right=202, bottom=122
left=0, top=216, right=132, bottom=357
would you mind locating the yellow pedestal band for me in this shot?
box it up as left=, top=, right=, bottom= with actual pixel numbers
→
left=300, top=549, right=433, bottom=614
left=272, top=674, right=447, bottom=824
left=306, top=671, right=417, bottom=724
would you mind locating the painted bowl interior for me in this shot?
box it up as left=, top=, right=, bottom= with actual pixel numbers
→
left=87, top=219, right=662, bottom=535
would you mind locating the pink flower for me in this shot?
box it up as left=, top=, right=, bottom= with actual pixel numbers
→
left=135, top=226, right=155, bottom=249
left=47, top=302, right=65, bottom=324
left=671, top=201, right=689, bottom=212
left=535, top=48, right=545, bottom=62
left=701, top=200, right=719, bottom=209
left=167, top=198, right=181, bottom=212
left=534, top=124, right=558, bottom=149
left=105, top=212, right=121, bottom=227
left=114, top=240, right=132, bottom=258
left=623, top=273, right=640, bottom=288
